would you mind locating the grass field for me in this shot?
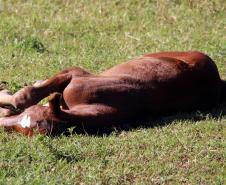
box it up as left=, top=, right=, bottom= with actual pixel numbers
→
left=0, top=0, right=226, bottom=184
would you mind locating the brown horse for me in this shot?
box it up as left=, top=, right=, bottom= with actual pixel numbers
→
left=0, top=51, right=225, bottom=136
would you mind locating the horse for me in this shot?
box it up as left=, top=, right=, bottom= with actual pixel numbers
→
left=0, top=51, right=225, bottom=136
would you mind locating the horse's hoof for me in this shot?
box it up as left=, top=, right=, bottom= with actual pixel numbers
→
left=33, top=80, right=46, bottom=87
left=0, top=89, right=12, bottom=95
left=0, top=81, right=9, bottom=90
left=0, top=107, right=15, bottom=117
left=0, top=89, right=13, bottom=106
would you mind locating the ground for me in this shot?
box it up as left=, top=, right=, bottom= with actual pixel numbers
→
left=0, top=0, right=225, bottom=184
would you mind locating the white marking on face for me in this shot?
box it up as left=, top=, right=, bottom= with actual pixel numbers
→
left=20, top=114, right=31, bottom=128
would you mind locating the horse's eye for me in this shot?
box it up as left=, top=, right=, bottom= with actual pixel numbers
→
left=36, top=120, right=43, bottom=127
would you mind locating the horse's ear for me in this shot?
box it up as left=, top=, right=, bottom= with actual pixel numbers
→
left=48, top=93, right=62, bottom=114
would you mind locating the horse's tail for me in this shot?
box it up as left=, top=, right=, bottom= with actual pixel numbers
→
left=220, top=80, right=226, bottom=102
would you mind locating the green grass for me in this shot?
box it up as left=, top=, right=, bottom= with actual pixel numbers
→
left=0, top=0, right=226, bottom=184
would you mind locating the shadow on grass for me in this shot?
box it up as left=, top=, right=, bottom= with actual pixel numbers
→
left=41, top=102, right=226, bottom=164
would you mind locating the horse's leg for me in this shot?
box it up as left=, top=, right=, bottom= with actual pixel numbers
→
left=0, top=90, right=13, bottom=106
left=0, top=67, right=91, bottom=113
left=56, top=104, right=120, bottom=133
left=0, top=107, right=16, bottom=117
left=0, top=72, right=72, bottom=109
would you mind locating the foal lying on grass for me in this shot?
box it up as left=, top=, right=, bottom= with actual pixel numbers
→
left=0, top=51, right=225, bottom=136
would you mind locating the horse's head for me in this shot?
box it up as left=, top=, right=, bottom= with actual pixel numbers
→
left=0, top=93, right=67, bottom=136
